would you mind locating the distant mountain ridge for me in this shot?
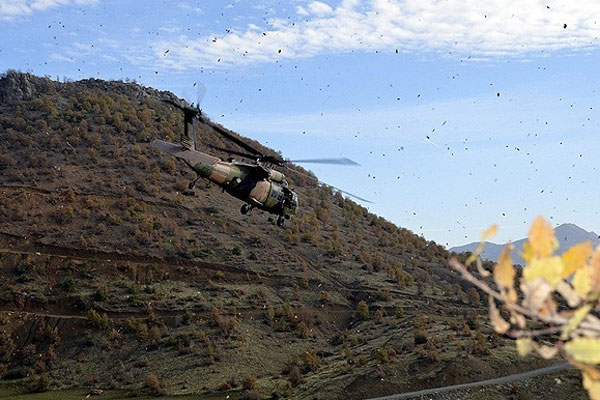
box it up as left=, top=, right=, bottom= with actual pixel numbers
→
left=450, top=223, right=600, bottom=264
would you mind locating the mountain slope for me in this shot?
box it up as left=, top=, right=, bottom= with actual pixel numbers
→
left=0, top=71, right=583, bottom=400
left=451, top=223, right=600, bottom=264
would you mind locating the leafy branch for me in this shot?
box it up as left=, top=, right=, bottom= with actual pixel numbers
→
left=449, top=217, right=600, bottom=399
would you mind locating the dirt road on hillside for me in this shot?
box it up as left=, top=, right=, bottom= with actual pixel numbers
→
left=366, top=363, right=571, bottom=400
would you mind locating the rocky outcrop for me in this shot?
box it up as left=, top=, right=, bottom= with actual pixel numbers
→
left=0, top=71, right=49, bottom=104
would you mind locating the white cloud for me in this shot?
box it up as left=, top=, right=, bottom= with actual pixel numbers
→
left=176, top=2, right=202, bottom=14
left=160, top=25, right=181, bottom=34
left=49, top=52, right=74, bottom=62
left=296, top=5, right=309, bottom=16
left=154, top=0, right=600, bottom=69
left=0, top=0, right=97, bottom=19
left=307, top=1, right=333, bottom=16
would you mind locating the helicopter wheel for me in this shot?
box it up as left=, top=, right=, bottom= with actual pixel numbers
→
left=241, top=204, right=251, bottom=215
left=277, top=215, right=285, bottom=227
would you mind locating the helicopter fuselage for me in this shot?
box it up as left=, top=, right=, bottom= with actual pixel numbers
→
left=194, top=159, right=297, bottom=217
left=151, top=140, right=298, bottom=221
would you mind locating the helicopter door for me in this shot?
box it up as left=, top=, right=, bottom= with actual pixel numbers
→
left=249, top=180, right=271, bottom=204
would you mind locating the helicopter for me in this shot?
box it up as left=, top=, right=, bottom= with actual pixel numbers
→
left=151, top=97, right=369, bottom=226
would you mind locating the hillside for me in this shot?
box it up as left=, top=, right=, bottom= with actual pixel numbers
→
left=0, top=71, right=586, bottom=400
left=451, top=223, right=600, bottom=264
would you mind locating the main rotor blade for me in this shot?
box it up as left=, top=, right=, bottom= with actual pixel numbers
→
left=163, top=98, right=183, bottom=109
left=210, top=124, right=267, bottom=158
left=329, top=187, right=373, bottom=203
left=162, top=98, right=198, bottom=114
left=208, top=145, right=258, bottom=160
left=283, top=166, right=372, bottom=203
left=289, top=157, right=360, bottom=166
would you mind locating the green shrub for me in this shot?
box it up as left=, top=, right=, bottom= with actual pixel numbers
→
left=301, top=350, right=321, bottom=371
left=29, top=374, right=51, bottom=393
left=145, top=373, right=167, bottom=396
left=395, top=305, right=405, bottom=318
left=375, top=347, right=389, bottom=363
left=60, top=277, right=75, bottom=292
left=105, top=213, right=122, bottom=225
left=288, top=366, right=302, bottom=387
left=414, top=329, right=427, bottom=345
left=296, top=321, right=310, bottom=338
left=374, top=308, right=385, bottom=324
left=241, top=375, right=257, bottom=391
left=87, top=309, right=109, bottom=329
left=93, top=288, right=107, bottom=301
left=357, top=300, right=369, bottom=320
left=51, top=206, right=74, bottom=224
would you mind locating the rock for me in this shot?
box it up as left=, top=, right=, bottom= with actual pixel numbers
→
left=0, top=71, right=38, bottom=104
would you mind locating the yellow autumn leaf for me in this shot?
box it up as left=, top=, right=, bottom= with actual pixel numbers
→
left=466, top=249, right=480, bottom=265
left=533, top=342, right=558, bottom=359
left=516, top=337, right=533, bottom=357
left=562, top=241, right=593, bottom=277
left=482, top=224, right=498, bottom=240
left=495, top=245, right=515, bottom=289
left=522, top=256, right=564, bottom=287
left=527, top=216, right=558, bottom=259
left=573, top=266, right=593, bottom=299
left=466, top=225, right=497, bottom=265
left=591, top=248, right=600, bottom=294
left=489, top=297, right=510, bottom=334
left=561, top=304, right=592, bottom=340
left=564, top=337, right=600, bottom=364
left=580, top=364, right=600, bottom=400
left=521, top=241, right=534, bottom=263
left=580, top=363, right=600, bottom=382
left=583, top=371, right=600, bottom=400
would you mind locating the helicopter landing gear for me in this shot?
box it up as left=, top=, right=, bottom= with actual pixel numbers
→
left=188, top=176, right=201, bottom=190
left=183, top=176, right=201, bottom=195
left=277, top=215, right=285, bottom=227
left=241, top=204, right=252, bottom=215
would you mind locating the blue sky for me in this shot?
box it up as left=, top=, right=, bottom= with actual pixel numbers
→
left=2, top=0, right=600, bottom=247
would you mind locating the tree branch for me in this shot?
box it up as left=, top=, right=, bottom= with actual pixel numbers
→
left=448, top=258, right=600, bottom=334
